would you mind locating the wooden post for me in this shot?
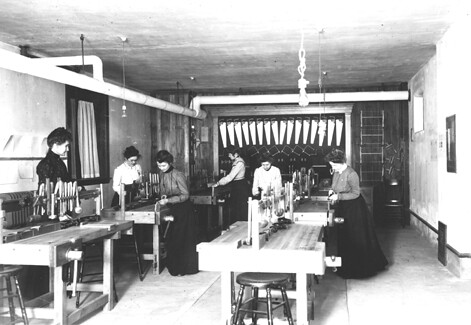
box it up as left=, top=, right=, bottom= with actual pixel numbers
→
left=95, top=187, right=101, bottom=215
left=120, top=183, right=126, bottom=220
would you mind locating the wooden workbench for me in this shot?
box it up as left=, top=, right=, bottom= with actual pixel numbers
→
left=197, top=221, right=326, bottom=325
left=190, top=185, right=230, bottom=232
left=0, top=219, right=133, bottom=325
left=293, top=198, right=333, bottom=226
left=103, top=202, right=171, bottom=275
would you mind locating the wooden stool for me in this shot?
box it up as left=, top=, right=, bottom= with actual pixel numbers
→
left=232, top=272, right=294, bottom=325
left=0, top=265, right=29, bottom=325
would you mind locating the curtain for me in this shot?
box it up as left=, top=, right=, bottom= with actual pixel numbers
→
left=78, top=100, right=100, bottom=178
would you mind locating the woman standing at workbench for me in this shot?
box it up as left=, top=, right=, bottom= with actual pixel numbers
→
left=155, top=150, right=198, bottom=276
left=252, top=153, right=282, bottom=199
left=111, top=145, right=142, bottom=207
left=213, top=146, right=249, bottom=224
left=325, top=148, right=388, bottom=279
left=36, top=127, right=73, bottom=185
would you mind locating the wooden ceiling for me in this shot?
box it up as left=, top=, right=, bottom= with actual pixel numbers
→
left=0, top=0, right=468, bottom=95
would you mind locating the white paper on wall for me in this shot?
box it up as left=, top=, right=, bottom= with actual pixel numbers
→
left=0, top=161, right=19, bottom=184
left=303, top=119, right=310, bottom=144
left=336, top=118, right=344, bottom=146
left=294, top=119, right=302, bottom=144
left=219, top=121, right=227, bottom=148
left=310, top=119, right=318, bottom=144
left=18, top=161, right=34, bottom=179
left=249, top=120, right=257, bottom=145
left=234, top=120, right=243, bottom=147
left=318, top=119, right=327, bottom=146
left=271, top=119, right=279, bottom=145
left=256, top=120, right=264, bottom=145
left=279, top=120, right=287, bottom=145
left=327, top=117, right=336, bottom=146
left=14, top=135, right=34, bottom=157
left=1, top=135, right=14, bottom=156
left=263, top=120, right=271, bottom=145
left=227, top=120, right=235, bottom=146
left=242, top=120, right=251, bottom=145
left=286, top=119, right=294, bottom=145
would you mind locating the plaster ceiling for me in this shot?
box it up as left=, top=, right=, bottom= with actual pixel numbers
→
left=0, top=0, right=468, bottom=95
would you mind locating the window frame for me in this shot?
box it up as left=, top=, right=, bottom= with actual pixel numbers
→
left=65, top=85, right=110, bottom=186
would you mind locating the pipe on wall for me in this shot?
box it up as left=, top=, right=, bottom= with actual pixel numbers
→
left=0, top=48, right=206, bottom=119
left=190, top=91, right=408, bottom=111
left=34, top=55, right=104, bottom=81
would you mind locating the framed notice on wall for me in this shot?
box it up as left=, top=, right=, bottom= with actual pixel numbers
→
left=446, top=115, right=456, bottom=173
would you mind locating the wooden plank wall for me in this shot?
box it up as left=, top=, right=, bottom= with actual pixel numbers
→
left=151, top=94, right=191, bottom=178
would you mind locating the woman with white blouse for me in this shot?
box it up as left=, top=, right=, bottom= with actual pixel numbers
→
left=111, top=146, right=142, bottom=207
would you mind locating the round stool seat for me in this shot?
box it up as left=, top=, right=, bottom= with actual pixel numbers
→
left=0, top=265, right=23, bottom=277
left=236, top=272, right=290, bottom=289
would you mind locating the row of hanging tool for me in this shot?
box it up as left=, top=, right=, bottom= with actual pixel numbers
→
left=140, top=172, right=160, bottom=199
left=219, top=117, right=344, bottom=148
left=32, top=178, right=81, bottom=221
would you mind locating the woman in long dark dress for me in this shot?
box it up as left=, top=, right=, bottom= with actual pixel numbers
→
left=325, top=148, right=388, bottom=279
left=155, top=150, right=198, bottom=276
left=213, top=146, right=249, bottom=224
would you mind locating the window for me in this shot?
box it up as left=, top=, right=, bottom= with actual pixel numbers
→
left=66, top=85, right=110, bottom=185
left=413, top=94, right=424, bottom=133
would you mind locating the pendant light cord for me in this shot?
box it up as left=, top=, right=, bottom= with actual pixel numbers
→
left=80, top=34, right=85, bottom=73
left=122, top=40, right=126, bottom=105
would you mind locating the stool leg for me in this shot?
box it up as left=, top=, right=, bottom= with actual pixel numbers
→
left=13, top=275, right=29, bottom=325
left=252, top=287, right=259, bottom=325
left=266, top=287, right=274, bottom=325
left=232, top=284, right=245, bottom=325
left=281, top=287, right=294, bottom=325
left=5, top=276, right=16, bottom=323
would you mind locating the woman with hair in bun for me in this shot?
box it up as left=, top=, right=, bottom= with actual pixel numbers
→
left=213, top=145, right=250, bottom=224
left=325, top=148, right=388, bottom=279
left=252, top=153, right=282, bottom=198
left=37, top=127, right=73, bottom=186
left=155, top=150, right=198, bottom=276
left=111, top=145, right=142, bottom=207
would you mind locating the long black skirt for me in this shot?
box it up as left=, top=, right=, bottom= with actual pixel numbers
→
left=165, top=200, right=199, bottom=276
left=229, top=179, right=249, bottom=224
left=335, top=195, right=388, bottom=279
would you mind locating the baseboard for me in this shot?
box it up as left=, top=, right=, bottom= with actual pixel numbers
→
left=409, top=209, right=471, bottom=279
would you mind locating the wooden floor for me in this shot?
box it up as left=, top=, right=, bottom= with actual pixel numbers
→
left=4, top=221, right=471, bottom=325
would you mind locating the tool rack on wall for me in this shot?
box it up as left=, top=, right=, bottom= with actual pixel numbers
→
left=217, top=114, right=346, bottom=181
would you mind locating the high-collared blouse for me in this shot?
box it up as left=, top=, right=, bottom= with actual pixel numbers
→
left=157, top=167, right=189, bottom=204
left=252, top=165, right=282, bottom=194
left=36, top=150, right=71, bottom=185
left=331, top=165, right=361, bottom=201
left=217, top=157, right=246, bottom=186
left=112, top=162, right=142, bottom=193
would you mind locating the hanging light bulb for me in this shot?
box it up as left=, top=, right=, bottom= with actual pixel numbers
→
left=121, top=103, right=127, bottom=118
left=297, top=31, right=309, bottom=107
left=120, top=36, right=127, bottom=118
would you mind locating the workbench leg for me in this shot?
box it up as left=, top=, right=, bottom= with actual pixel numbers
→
left=221, top=271, right=233, bottom=325
left=53, top=265, right=66, bottom=325
left=103, top=238, right=114, bottom=310
left=296, top=272, right=308, bottom=325
left=207, top=206, right=213, bottom=234
left=49, top=267, right=55, bottom=293
left=153, top=224, right=160, bottom=274
left=218, top=203, right=224, bottom=232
